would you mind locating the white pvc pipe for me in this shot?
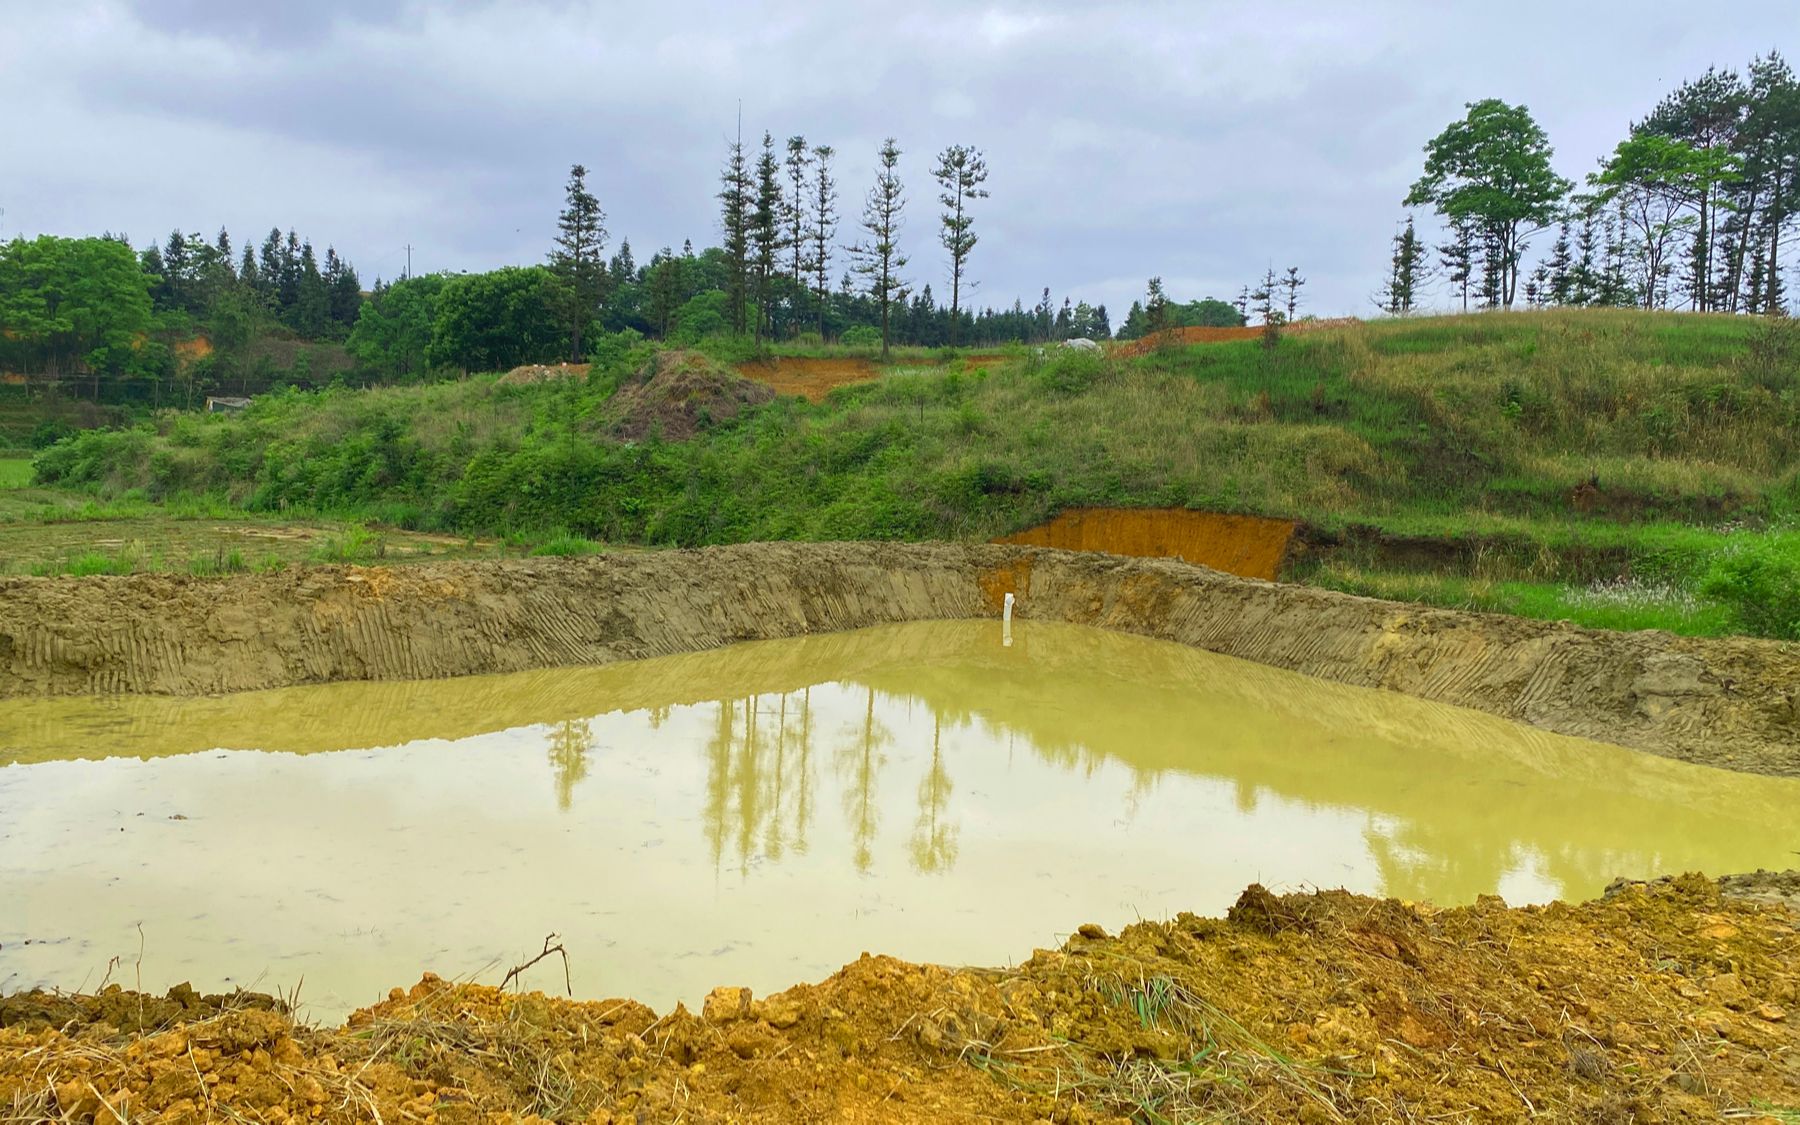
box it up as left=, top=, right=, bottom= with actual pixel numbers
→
left=1003, top=592, right=1015, bottom=647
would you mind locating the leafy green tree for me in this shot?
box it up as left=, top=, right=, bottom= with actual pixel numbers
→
left=0, top=235, right=156, bottom=398
left=848, top=138, right=908, bottom=359
left=428, top=266, right=562, bottom=371
left=549, top=163, right=609, bottom=361
left=1589, top=133, right=1733, bottom=308
left=348, top=273, right=447, bottom=381
left=1406, top=99, right=1572, bottom=307
left=1179, top=297, right=1244, bottom=327
left=1638, top=67, right=1746, bottom=310
left=932, top=144, right=989, bottom=348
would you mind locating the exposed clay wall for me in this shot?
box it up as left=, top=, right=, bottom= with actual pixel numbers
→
left=995, top=508, right=1296, bottom=580
left=1, top=543, right=1796, bottom=774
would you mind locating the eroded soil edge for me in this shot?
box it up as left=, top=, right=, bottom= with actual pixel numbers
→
left=2, top=542, right=1796, bottom=774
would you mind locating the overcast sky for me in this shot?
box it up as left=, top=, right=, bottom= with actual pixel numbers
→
left=1, top=1, right=1790, bottom=318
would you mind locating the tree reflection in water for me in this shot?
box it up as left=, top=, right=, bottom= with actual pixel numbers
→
left=545, top=719, right=594, bottom=810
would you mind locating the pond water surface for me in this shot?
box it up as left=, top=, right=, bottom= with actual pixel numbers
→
left=3, top=620, right=1796, bottom=1021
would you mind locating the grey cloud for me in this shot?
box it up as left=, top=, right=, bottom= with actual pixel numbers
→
left=3, top=0, right=1795, bottom=314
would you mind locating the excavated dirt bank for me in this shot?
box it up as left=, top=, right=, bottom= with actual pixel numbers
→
left=2, top=542, right=1797, bottom=774
left=995, top=507, right=1297, bottom=579
left=3, top=876, right=1797, bottom=1123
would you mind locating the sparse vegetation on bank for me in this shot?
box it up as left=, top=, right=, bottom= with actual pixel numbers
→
left=21, top=308, right=1800, bottom=637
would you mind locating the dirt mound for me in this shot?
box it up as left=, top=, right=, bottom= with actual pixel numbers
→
left=3, top=543, right=1799, bottom=774
left=612, top=350, right=774, bottom=440
left=497, top=362, right=589, bottom=385
left=996, top=508, right=1298, bottom=580
left=735, top=355, right=880, bottom=401
left=4, top=877, right=1796, bottom=1122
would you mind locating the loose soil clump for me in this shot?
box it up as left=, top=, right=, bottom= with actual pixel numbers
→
left=612, top=351, right=774, bottom=441
left=4, top=876, right=1795, bottom=1122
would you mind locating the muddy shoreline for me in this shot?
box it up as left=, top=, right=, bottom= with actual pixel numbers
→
left=2, top=542, right=1796, bottom=775
left=3, top=875, right=1797, bottom=1123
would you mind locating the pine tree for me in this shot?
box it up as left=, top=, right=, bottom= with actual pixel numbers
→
left=646, top=249, right=683, bottom=338
left=848, top=138, right=908, bottom=359
left=1280, top=266, right=1306, bottom=321
left=1233, top=286, right=1250, bottom=321
left=1249, top=267, right=1279, bottom=324
left=784, top=136, right=812, bottom=285
left=751, top=132, right=783, bottom=343
left=810, top=145, right=838, bottom=339
left=932, top=144, right=989, bottom=348
left=1570, top=215, right=1600, bottom=305
left=548, top=163, right=609, bottom=361
left=239, top=244, right=260, bottom=297
left=1385, top=216, right=1429, bottom=313
left=1144, top=278, right=1170, bottom=335
left=1438, top=215, right=1477, bottom=311
left=719, top=135, right=752, bottom=335
left=1093, top=304, right=1111, bottom=339
left=1546, top=222, right=1575, bottom=305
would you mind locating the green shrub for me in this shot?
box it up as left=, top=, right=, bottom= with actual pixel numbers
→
left=1036, top=348, right=1110, bottom=394
left=310, top=524, right=385, bottom=564
left=1700, top=537, right=1800, bottom=639
left=529, top=530, right=606, bottom=557
left=840, top=325, right=882, bottom=350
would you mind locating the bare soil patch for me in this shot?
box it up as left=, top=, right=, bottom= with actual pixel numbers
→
left=735, top=356, right=881, bottom=401
left=3, top=876, right=1795, bottom=1122
left=996, top=508, right=1297, bottom=580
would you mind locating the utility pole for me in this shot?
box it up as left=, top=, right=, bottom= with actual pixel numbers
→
left=403, top=243, right=413, bottom=279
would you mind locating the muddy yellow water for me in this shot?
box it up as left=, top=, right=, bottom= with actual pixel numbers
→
left=3, top=620, right=1796, bottom=1021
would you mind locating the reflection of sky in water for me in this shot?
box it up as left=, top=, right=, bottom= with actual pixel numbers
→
left=2, top=620, right=1796, bottom=1023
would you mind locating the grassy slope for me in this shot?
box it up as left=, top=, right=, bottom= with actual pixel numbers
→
left=24, top=309, right=1800, bottom=635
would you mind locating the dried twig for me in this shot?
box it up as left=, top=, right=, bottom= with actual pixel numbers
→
left=501, top=933, right=572, bottom=996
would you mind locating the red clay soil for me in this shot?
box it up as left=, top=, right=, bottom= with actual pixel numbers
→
left=1113, top=326, right=1264, bottom=356
left=736, top=354, right=1013, bottom=401
left=995, top=508, right=1298, bottom=580
left=735, top=357, right=880, bottom=401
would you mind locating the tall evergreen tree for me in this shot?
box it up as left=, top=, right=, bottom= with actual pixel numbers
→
left=1438, top=215, right=1477, bottom=311
left=810, top=144, right=838, bottom=338
left=848, top=138, right=908, bottom=359
left=932, top=144, right=989, bottom=348
left=719, top=135, right=752, bottom=335
left=751, top=132, right=783, bottom=343
left=1280, top=266, right=1306, bottom=321
left=547, top=164, right=608, bottom=361
left=784, top=136, right=812, bottom=285
left=1144, top=278, right=1170, bottom=335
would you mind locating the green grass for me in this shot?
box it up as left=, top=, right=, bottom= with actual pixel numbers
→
left=15, top=308, right=1800, bottom=637
left=0, top=458, right=32, bottom=489
left=528, top=530, right=606, bottom=557
left=1308, top=565, right=1739, bottom=637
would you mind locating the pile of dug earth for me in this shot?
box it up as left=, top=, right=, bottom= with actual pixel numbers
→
left=3, top=874, right=1797, bottom=1123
